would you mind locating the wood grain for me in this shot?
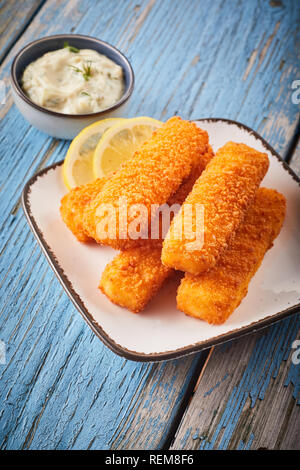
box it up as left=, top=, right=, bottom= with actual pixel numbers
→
left=171, top=132, right=300, bottom=451
left=171, top=317, right=300, bottom=450
left=0, top=0, right=44, bottom=63
left=0, top=0, right=299, bottom=449
left=0, top=0, right=204, bottom=450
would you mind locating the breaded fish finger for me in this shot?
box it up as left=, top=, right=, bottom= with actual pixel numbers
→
left=162, top=142, right=269, bottom=275
left=99, top=244, right=170, bottom=313
left=99, top=148, right=214, bottom=312
left=177, top=188, right=286, bottom=324
left=60, top=177, right=107, bottom=242
left=83, top=116, right=209, bottom=249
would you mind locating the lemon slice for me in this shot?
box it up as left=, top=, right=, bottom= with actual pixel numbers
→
left=93, top=116, right=162, bottom=178
left=63, top=118, right=126, bottom=189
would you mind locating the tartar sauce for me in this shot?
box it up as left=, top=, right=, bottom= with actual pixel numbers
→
left=21, top=47, right=125, bottom=114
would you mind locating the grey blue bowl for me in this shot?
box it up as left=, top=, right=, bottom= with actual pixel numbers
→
left=10, top=34, right=134, bottom=139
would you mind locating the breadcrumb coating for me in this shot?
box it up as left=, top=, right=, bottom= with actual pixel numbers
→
left=162, top=142, right=269, bottom=275
left=177, top=188, right=286, bottom=324
left=168, top=145, right=214, bottom=206
left=60, top=177, right=107, bottom=242
left=99, top=244, right=171, bottom=313
left=99, top=147, right=214, bottom=313
left=83, top=116, right=209, bottom=249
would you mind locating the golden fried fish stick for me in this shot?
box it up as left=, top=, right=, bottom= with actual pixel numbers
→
left=177, top=188, right=286, bottom=324
left=99, top=147, right=214, bottom=313
left=83, top=117, right=209, bottom=249
left=162, top=142, right=269, bottom=275
left=61, top=177, right=146, bottom=248
left=99, top=244, right=170, bottom=313
left=60, top=177, right=107, bottom=242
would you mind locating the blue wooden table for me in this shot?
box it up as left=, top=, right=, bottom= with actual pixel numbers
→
left=0, top=0, right=299, bottom=450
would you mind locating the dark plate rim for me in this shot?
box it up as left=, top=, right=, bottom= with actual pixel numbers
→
left=21, top=118, right=300, bottom=362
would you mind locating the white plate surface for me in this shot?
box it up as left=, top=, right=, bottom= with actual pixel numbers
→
left=22, top=119, right=300, bottom=361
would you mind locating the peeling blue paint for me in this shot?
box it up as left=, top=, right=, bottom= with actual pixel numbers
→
left=0, top=0, right=299, bottom=451
left=204, top=373, right=229, bottom=398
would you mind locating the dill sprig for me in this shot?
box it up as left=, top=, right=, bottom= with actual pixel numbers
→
left=69, top=65, right=82, bottom=73
left=63, top=41, right=79, bottom=53
left=69, top=61, right=92, bottom=81
left=82, top=61, right=92, bottom=81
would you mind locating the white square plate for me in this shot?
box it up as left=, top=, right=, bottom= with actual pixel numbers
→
left=22, top=119, right=300, bottom=361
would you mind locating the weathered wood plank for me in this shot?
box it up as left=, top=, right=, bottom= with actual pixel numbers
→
left=0, top=0, right=44, bottom=63
left=171, top=317, right=300, bottom=450
left=171, top=139, right=300, bottom=451
left=0, top=0, right=299, bottom=449
left=0, top=0, right=204, bottom=451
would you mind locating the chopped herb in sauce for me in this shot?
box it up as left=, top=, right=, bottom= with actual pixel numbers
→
left=63, top=41, right=79, bottom=53
left=69, top=61, right=92, bottom=81
left=82, top=61, right=92, bottom=81
left=21, top=48, right=124, bottom=114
